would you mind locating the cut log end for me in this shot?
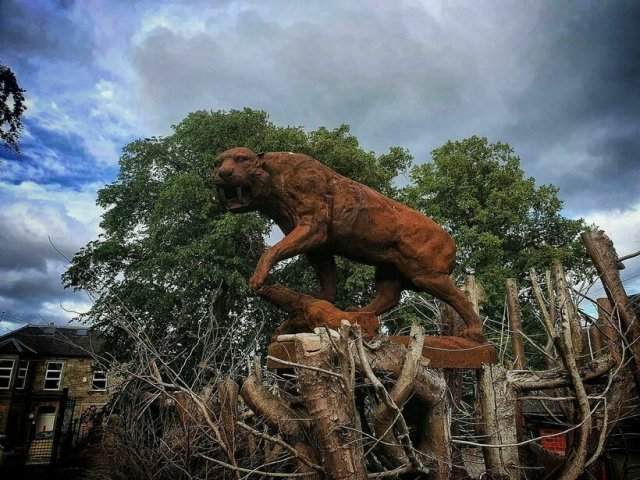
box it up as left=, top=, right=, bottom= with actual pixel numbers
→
left=267, top=335, right=497, bottom=370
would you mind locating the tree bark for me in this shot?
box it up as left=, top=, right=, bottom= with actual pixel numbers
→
left=465, top=275, right=521, bottom=479
left=441, top=304, right=472, bottom=480
left=588, top=326, right=603, bottom=358
left=506, top=355, right=615, bottom=391
left=506, top=278, right=526, bottom=370
left=552, top=261, right=592, bottom=480
left=294, top=332, right=368, bottom=480
left=419, top=393, right=453, bottom=480
left=597, top=298, right=621, bottom=363
left=369, top=325, right=424, bottom=467
left=478, top=364, right=521, bottom=479
left=582, top=230, right=640, bottom=388
left=529, top=269, right=558, bottom=368
left=352, top=337, right=446, bottom=404
left=240, top=369, right=320, bottom=478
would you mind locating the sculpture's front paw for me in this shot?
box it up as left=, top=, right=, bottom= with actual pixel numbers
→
left=249, top=271, right=267, bottom=290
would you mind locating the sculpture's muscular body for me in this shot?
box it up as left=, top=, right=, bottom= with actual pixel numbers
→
left=213, top=147, right=483, bottom=340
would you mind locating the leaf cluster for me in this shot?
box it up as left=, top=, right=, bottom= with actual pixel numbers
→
left=0, top=65, right=27, bottom=152
left=402, top=136, right=592, bottom=354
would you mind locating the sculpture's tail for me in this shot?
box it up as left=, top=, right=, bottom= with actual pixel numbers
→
left=256, top=285, right=304, bottom=313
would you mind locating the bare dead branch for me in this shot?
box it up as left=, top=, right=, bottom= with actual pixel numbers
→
left=236, top=421, right=324, bottom=473
left=552, top=261, right=592, bottom=480
left=355, top=326, right=427, bottom=473
left=507, top=355, right=616, bottom=391
left=197, top=453, right=318, bottom=477
left=617, top=249, right=640, bottom=263
left=240, top=369, right=310, bottom=438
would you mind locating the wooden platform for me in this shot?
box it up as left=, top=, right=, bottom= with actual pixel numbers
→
left=267, top=335, right=497, bottom=370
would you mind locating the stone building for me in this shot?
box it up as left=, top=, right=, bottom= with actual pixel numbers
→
left=0, top=324, right=111, bottom=466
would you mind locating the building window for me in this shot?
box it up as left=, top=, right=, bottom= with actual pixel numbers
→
left=0, top=359, right=15, bottom=389
left=44, top=361, right=64, bottom=390
left=16, top=360, right=29, bottom=389
left=35, top=406, right=57, bottom=439
left=91, top=370, right=107, bottom=391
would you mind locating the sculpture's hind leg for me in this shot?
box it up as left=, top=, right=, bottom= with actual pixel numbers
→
left=360, top=264, right=403, bottom=315
left=412, top=272, right=485, bottom=342
left=307, top=252, right=337, bottom=302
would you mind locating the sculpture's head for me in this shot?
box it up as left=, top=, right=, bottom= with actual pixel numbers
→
left=212, top=147, right=270, bottom=212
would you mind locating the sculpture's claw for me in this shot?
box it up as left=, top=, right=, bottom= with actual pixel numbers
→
left=249, top=272, right=266, bottom=290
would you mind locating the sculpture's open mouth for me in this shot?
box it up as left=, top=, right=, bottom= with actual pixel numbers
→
left=217, top=184, right=253, bottom=211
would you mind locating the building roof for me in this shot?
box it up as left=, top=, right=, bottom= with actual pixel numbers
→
left=0, top=325, right=104, bottom=358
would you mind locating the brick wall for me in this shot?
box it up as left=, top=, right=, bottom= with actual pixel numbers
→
left=539, top=427, right=567, bottom=455
left=29, top=358, right=111, bottom=418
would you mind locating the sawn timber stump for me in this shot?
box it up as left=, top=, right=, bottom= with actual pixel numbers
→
left=267, top=334, right=497, bottom=370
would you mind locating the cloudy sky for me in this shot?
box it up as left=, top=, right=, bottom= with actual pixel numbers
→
left=1, top=0, right=639, bottom=333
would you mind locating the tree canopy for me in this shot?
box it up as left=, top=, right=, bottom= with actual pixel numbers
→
left=402, top=136, right=590, bottom=323
left=0, top=65, right=26, bottom=152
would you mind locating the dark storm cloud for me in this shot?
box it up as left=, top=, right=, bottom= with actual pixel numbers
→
left=0, top=0, right=94, bottom=62
left=0, top=264, right=72, bottom=302
left=503, top=1, right=640, bottom=210
left=0, top=210, right=82, bottom=271
left=130, top=0, right=639, bottom=212
left=0, top=266, right=89, bottom=324
left=0, top=181, right=100, bottom=324
left=131, top=2, right=498, bottom=149
left=0, top=0, right=94, bottom=74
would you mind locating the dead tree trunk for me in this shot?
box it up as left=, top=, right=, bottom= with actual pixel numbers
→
left=477, top=364, right=521, bottom=479
left=530, top=268, right=559, bottom=368
left=552, top=261, right=592, bottom=480
left=582, top=230, right=640, bottom=388
left=294, top=331, right=368, bottom=480
left=466, top=275, right=521, bottom=479
left=240, top=367, right=321, bottom=478
left=597, top=298, right=621, bottom=363
left=505, top=278, right=529, bottom=466
left=506, top=278, right=526, bottom=370
left=441, top=304, right=472, bottom=480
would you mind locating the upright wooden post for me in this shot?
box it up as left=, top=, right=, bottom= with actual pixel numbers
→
left=530, top=268, right=558, bottom=368
left=506, top=278, right=526, bottom=370
left=582, top=230, right=640, bottom=388
left=294, top=333, right=367, bottom=480
left=588, top=325, right=603, bottom=357
left=505, top=278, right=527, bottom=464
left=441, top=304, right=471, bottom=480
left=471, top=276, right=521, bottom=479
left=597, top=298, right=621, bottom=363
left=420, top=393, right=453, bottom=480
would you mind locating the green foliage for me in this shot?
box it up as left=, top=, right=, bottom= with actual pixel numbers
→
left=63, top=109, right=410, bottom=357
left=0, top=65, right=27, bottom=152
left=402, top=136, right=592, bottom=350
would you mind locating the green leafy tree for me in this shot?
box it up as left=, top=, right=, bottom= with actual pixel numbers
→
left=63, top=109, right=410, bottom=359
left=402, top=136, right=591, bottom=327
left=0, top=65, right=27, bottom=152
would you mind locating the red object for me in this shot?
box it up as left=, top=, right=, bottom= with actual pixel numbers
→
left=539, top=428, right=567, bottom=455
left=214, top=147, right=485, bottom=342
left=267, top=335, right=497, bottom=370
